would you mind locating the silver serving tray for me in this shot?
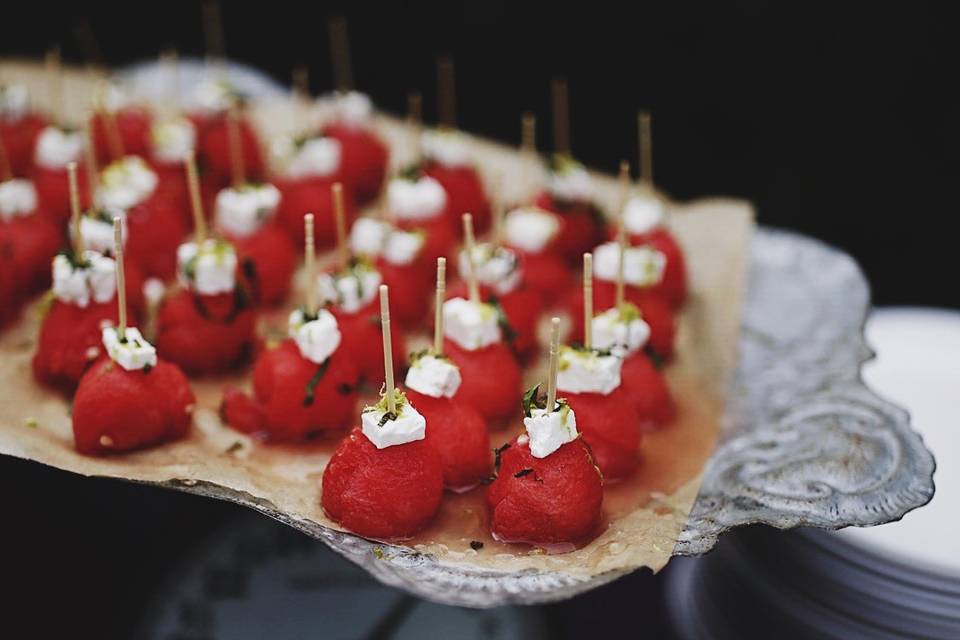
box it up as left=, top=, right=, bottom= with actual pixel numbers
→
left=171, top=227, right=935, bottom=607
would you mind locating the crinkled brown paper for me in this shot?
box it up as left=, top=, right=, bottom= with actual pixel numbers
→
left=0, top=60, right=753, bottom=578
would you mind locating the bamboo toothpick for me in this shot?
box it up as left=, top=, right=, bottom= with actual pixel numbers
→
left=618, top=159, right=632, bottom=209
left=546, top=317, right=561, bottom=410
left=184, top=152, right=207, bottom=243
left=113, top=217, right=127, bottom=340
left=329, top=17, right=354, bottom=93
left=615, top=215, right=627, bottom=309
left=491, top=173, right=504, bottom=247
left=638, top=111, right=653, bottom=187
left=160, top=49, right=180, bottom=117
left=408, top=90, right=423, bottom=164
left=461, top=213, right=481, bottom=303
left=203, top=1, right=226, bottom=72
left=0, top=135, right=11, bottom=181
left=97, top=81, right=125, bottom=161
left=331, top=182, right=349, bottom=269
left=521, top=112, right=536, bottom=154
left=67, top=162, right=84, bottom=255
left=583, top=253, right=593, bottom=349
left=292, top=65, right=309, bottom=101
left=436, top=57, right=456, bottom=129
left=434, top=257, right=446, bottom=355
left=304, top=213, right=317, bottom=316
left=226, top=104, right=245, bottom=188
left=379, top=284, right=396, bottom=414
left=83, top=120, right=99, bottom=205
left=551, top=78, right=570, bottom=157
left=45, top=47, right=62, bottom=124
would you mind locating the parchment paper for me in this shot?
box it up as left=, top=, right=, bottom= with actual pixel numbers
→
left=0, top=60, right=753, bottom=578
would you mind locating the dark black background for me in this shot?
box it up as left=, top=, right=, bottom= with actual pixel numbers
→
left=2, top=2, right=957, bottom=637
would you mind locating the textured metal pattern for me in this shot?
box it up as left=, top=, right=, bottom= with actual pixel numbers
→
left=160, top=228, right=935, bottom=606
left=676, top=228, right=936, bottom=555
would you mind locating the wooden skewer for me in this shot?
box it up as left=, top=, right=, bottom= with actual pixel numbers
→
left=521, top=112, right=536, bottom=154
left=551, top=78, right=570, bottom=157
left=583, top=253, right=593, bottom=349
left=304, top=213, right=317, bottom=316
left=638, top=111, right=653, bottom=187
left=434, top=257, right=446, bottom=355
left=331, top=182, right=349, bottom=269
left=618, top=159, right=632, bottom=209
left=83, top=120, right=99, bottom=206
left=226, top=104, right=245, bottom=188
left=160, top=49, right=180, bottom=117
left=328, top=17, right=354, bottom=93
left=67, top=162, right=84, bottom=256
left=45, top=47, right=62, bottom=125
left=461, top=213, right=481, bottom=303
left=546, top=317, right=561, bottom=410
left=615, top=214, right=627, bottom=309
left=203, top=1, right=227, bottom=73
left=0, top=134, right=11, bottom=182
left=491, top=173, right=504, bottom=247
left=184, top=152, right=207, bottom=243
left=407, top=90, right=423, bottom=164
left=113, top=217, right=127, bottom=341
left=436, top=56, right=456, bottom=129
left=96, top=80, right=125, bottom=161
left=379, top=284, right=396, bottom=414
left=292, top=65, right=309, bottom=101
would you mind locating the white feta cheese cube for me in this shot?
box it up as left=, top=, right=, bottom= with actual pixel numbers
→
left=34, top=126, right=85, bottom=170
left=593, top=241, right=666, bottom=288
left=0, top=178, right=38, bottom=219
left=288, top=308, right=342, bottom=364
left=349, top=217, right=391, bottom=258
left=76, top=209, right=126, bottom=255
left=387, top=175, right=447, bottom=221
left=591, top=305, right=651, bottom=357
left=52, top=251, right=117, bottom=307
left=151, top=117, right=196, bottom=164
left=177, top=239, right=237, bottom=296
left=214, top=183, right=281, bottom=237
left=547, top=156, right=594, bottom=202
left=361, top=397, right=427, bottom=449
left=622, top=194, right=666, bottom=235
left=442, top=297, right=501, bottom=351
left=275, top=135, right=341, bottom=180
left=405, top=353, right=462, bottom=398
left=421, top=128, right=472, bottom=167
left=503, top=206, right=560, bottom=253
left=317, top=263, right=382, bottom=313
left=331, top=90, right=373, bottom=126
left=556, top=346, right=623, bottom=396
left=101, top=326, right=158, bottom=371
left=524, top=403, right=579, bottom=458
left=97, top=156, right=159, bottom=210
left=458, top=243, right=522, bottom=296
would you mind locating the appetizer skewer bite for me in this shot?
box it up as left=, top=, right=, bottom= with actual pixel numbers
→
left=403, top=258, right=491, bottom=491
left=384, top=159, right=456, bottom=269
left=614, top=116, right=687, bottom=308
left=554, top=254, right=642, bottom=480
left=420, top=58, right=492, bottom=236
left=486, top=317, right=604, bottom=548
left=0, top=79, right=47, bottom=178
left=532, top=79, right=607, bottom=264
left=0, top=137, right=59, bottom=309
left=89, top=80, right=153, bottom=166
left=441, top=216, right=522, bottom=425
left=32, top=164, right=129, bottom=392
left=316, top=185, right=406, bottom=385
left=320, top=18, right=388, bottom=205
left=72, top=217, right=195, bottom=455
left=220, top=213, right=360, bottom=441
left=322, top=284, right=444, bottom=539
left=564, top=164, right=677, bottom=360
left=154, top=158, right=257, bottom=375
left=449, top=211, right=544, bottom=359
left=211, top=127, right=296, bottom=306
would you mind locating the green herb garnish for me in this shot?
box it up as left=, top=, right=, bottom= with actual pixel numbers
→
left=362, top=388, right=409, bottom=425
left=303, top=357, right=332, bottom=406
left=513, top=468, right=534, bottom=479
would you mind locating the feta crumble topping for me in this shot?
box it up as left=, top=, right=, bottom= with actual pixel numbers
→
left=556, top=346, right=622, bottom=396
left=387, top=175, right=447, bottom=221
left=442, top=297, right=501, bottom=351
left=214, top=183, right=281, bottom=237
left=102, top=326, right=157, bottom=371
left=177, top=239, right=237, bottom=295
left=524, top=401, right=579, bottom=459
left=457, top=243, right=522, bottom=296
left=151, top=117, right=196, bottom=164
left=330, top=91, right=373, bottom=127
left=405, top=353, right=462, bottom=398
left=421, top=128, right=472, bottom=167
left=76, top=209, right=127, bottom=254
left=0, top=179, right=38, bottom=219
left=593, top=241, right=666, bottom=288
left=591, top=304, right=651, bottom=356
left=361, top=391, right=427, bottom=449
left=622, top=194, right=666, bottom=236
left=288, top=308, right=342, bottom=364
left=546, top=156, right=594, bottom=203
left=0, top=84, right=29, bottom=121
left=317, top=261, right=382, bottom=313
left=34, top=126, right=85, bottom=169
left=273, top=134, right=341, bottom=180
left=52, top=251, right=117, bottom=307
left=503, top=206, right=560, bottom=253
left=348, top=218, right=424, bottom=265
left=98, top=156, right=159, bottom=211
